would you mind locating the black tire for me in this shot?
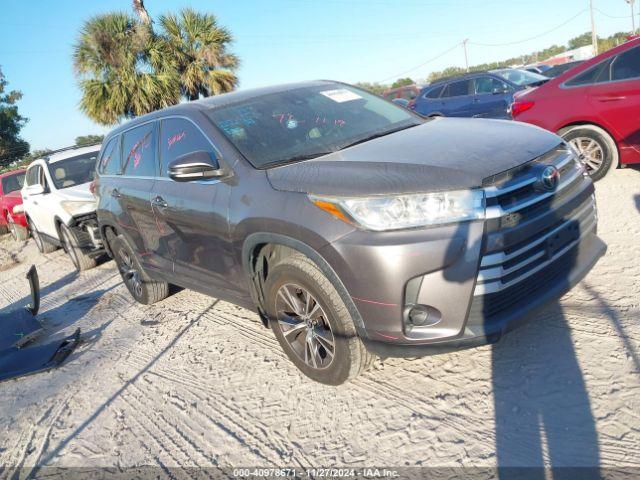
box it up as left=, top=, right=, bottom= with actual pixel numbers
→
left=8, top=214, right=28, bottom=241
left=59, top=223, right=96, bottom=271
left=28, top=218, right=58, bottom=253
left=562, top=126, right=615, bottom=182
left=111, top=234, right=169, bottom=305
left=0, top=223, right=8, bottom=235
left=264, top=253, right=374, bottom=385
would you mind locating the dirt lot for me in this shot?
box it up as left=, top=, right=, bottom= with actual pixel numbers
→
left=0, top=168, right=639, bottom=474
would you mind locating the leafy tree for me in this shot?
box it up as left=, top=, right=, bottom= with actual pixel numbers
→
left=75, top=134, right=104, bottom=146
left=568, top=32, right=593, bottom=49
left=0, top=67, right=30, bottom=168
left=159, top=9, right=239, bottom=100
left=73, top=13, right=180, bottom=125
left=354, top=82, right=387, bottom=95
left=391, top=77, right=414, bottom=89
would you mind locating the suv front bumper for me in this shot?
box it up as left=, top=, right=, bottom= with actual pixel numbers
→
left=317, top=162, right=605, bottom=357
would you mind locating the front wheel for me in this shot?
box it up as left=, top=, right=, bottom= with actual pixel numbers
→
left=264, top=253, right=374, bottom=385
left=562, top=126, right=616, bottom=181
left=59, top=223, right=96, bottom=271
left=111, top=234, right=168, bottom=305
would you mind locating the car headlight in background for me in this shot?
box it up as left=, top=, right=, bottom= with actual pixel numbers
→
left=12, top=204, right=24, bottom=215
left=60, top=200, right=97, bottom=216
left=310, top=190, right=485, bottom=231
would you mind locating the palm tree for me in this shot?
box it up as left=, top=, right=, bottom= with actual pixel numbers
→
left=73, top=13, right=179, bottom=125
left=158, top=9, right=239, bottom=100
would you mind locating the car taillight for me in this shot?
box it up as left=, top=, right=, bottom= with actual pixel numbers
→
left=407, top=100, right=416, bottom=110
left=511, top=100, right=535, bottom=117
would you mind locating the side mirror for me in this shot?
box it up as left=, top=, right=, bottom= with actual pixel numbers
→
left=168, top=151, right=224, bottom=182
left=25, top=184, right=45, bottom=196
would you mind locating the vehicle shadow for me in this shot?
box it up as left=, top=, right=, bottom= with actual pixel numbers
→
left=491, top=303, right=600, bottom=478
left=634, top=194, right=640, bottom=214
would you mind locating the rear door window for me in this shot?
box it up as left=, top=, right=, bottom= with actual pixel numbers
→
left=610, top=46, right=640, bottom=81
left=565, top=59, right=613, bottom=87
left=424, top=85, right=444, bottom=99
left=159, top=118, right=216, bottom=177
left=443, top=80, right=472, bottom=97
left=98, top=136, right=121, bottom=175
left=122, top=123, right=157, bottom=177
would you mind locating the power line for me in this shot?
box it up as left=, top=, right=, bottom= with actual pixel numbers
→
left=377, top=42, right=463, bottom=83
left=470, top=9, right=588, bottom=47
left=595, top=7, right=633, bottom=19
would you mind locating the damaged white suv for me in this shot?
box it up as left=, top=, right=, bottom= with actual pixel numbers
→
left=21, top=144, right=103, bottom=271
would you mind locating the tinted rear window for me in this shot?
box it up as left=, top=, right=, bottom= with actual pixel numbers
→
left=611, top=46, right=640, bottom=81
left=98, top=136, right=121, bottom=175
left=1, top=172, right=25, bottom=194
left=122, top=123, right=157, bottom=177
left=443, top=80, right=472, bottom=97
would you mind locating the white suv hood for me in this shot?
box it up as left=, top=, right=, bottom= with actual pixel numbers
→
left=57, top=182, right=94, bottom=202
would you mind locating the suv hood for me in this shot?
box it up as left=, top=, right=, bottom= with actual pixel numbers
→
left=267, top=118, right=561, bottom=196
left=56, top=182, right=94, bottom=201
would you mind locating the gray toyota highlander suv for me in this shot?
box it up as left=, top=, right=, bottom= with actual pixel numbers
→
left=95, top=80, right=606, bottom=384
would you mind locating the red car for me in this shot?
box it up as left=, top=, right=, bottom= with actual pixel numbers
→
left=511, top=37, right=640, bottom=180
left=0, top=169, right=29, bottom=241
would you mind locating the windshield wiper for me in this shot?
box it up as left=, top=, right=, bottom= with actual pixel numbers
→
left=338, top=123, right=420, bottom=151
left=265, top=151, right=335, bottom=168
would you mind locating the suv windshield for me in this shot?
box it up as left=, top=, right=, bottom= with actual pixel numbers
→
left=206, top=84, right=422, bottom=168
left=48, top=151, right=99, bottom=189
left=492, top=69, right=548, bottom=86
left=1, top=172, right=25, bottom=194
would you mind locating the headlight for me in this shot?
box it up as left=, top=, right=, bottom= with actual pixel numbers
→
left=12, top=204, right=24, bottom=214
left=310, top=190, right=485, bottom=231
left=60, top=200, right=96, bottom=216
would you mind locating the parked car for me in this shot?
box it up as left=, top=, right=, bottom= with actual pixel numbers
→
left=511, top=38, right=640, bottom=180
left=523, top=63, right=553, bottom=75
left=411, top=69, right=548, bottom=119
left=21, top=145, right=104, bottom=270
left=382, top=85, right=421, bottom=103
left=96, top=80, right=605, bottom=384
left=543, top=60, right=585, bottom=78
left=0, top=169, right=29, bottom=241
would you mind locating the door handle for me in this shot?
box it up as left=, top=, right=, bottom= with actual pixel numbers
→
left=152, top=196, right=168, bottom=208
left=111, top=188, right=122, bottom=198
left=597, top=96, right=626, bottom=102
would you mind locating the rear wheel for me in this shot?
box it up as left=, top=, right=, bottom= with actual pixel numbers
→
left=29, top=219, right=58, bottom=253
left=111, top=235, right=168, bottom=304
left=59, top=223, right=96, bottom=271
left=8, top=214, right=28, bottom=241
left=561, top=125, right=616, bottom=181
left=264, top=253, right=374, bottom=385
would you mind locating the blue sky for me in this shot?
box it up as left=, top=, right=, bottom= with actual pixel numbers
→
left=0, top=0, right=636, bottom=150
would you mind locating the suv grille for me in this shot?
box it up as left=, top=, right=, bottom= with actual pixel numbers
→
left=469, top=145, right=596, bottom=325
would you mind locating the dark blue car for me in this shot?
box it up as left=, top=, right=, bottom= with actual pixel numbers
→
left=411, top=69, right=548, bottom=119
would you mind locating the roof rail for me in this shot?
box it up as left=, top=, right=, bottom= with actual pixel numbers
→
left=40, top=143, right=102, bottom=162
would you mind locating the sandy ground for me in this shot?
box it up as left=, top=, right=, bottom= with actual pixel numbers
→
left=0, top=167, right=639, bottom=474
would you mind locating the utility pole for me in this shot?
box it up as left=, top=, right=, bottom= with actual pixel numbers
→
left=626, top=0, right=637, bottom=34
left=463, top=39, right=470, bottom=72
left=590, top=0, right=598, bottom=56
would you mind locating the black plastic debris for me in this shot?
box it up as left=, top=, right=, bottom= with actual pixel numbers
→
left=0, top=266, right=81, bottom=383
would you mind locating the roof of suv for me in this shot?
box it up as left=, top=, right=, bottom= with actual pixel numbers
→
left=37, top=144, right=102, bottom=164
left=105, top=80, right=340, bottom=139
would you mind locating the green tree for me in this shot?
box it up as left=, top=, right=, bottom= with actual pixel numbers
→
left=159, top=8, right=239, bottom=100
left=73, top=13, right=180, bottom=125
left=75, top=134, right=104, bottom=146
left=391, top=77, right=414, bottom=89
left=568, top=32, right=593, bottom=49
left=354, top=82, right=387, bottom=95
left=0, top=67, right=30, bottom=168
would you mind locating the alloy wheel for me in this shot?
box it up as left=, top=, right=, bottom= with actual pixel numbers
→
left=275, top=283, right=336, bottom=370
left=118, top=248, right=143, bottom=298
left=569, top=137, right=604, bottom=175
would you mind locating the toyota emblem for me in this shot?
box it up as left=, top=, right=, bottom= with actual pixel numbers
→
left=539, top=166, right=559, bottom=191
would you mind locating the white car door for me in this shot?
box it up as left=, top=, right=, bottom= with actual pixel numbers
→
left=22, top=163, right=57, bottom=238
